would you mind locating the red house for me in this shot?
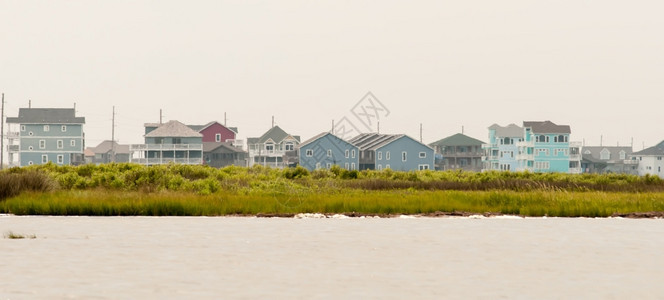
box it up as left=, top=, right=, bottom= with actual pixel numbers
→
left=189, top=121, right=238, bottom=143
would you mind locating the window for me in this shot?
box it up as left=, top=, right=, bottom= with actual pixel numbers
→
left=305, top=149, right=313, bottom=157
left=57, top=155, right=64, bottom=164
left=61, top=125, right=67, bottom=132
left=534, top=161, right=550, bottom=170
left=619, top=151, right=626, bottom=160
left=402, top=151, right=407, bottom=162
left=265, top=143, right=274, bottom=151
left=327, top=149, right=332, bottom=157
left=377, top=151, right=382, bottom=160
left=386, top=151, right=390, bottom=160
left=419, top=164, right=430, bottom=170
left=215, top=133, right=221, bottom=142
left=71, top=140, right=76, bottom=147
left=385, top=164, right=390, bottom=169
left=155, top=137, right=164, bottom=144
left=39, top=140, right=46, bottom=149
left=377, top=165, right=383, bottom=170
left=21, top=125, right=26, bottom=131
left=419, top=152, right=426, bottom=158
left=57, top=140, right=64, bottom=149
left=553, top=135, right=568, bottom=143
left=536, top=135, right=549, bottom=143
left=326, top=163, right=332, bottom=169
left=536, top=149, right=549, bottom=156
left=345, top=150, right=349, bottom=158
left=42, top=155, right=48, bottom=164
left=351, top=150, right=355, bottom=158
left=315, top=162, right=321, bottom=169
left=658, top=157, right=663, bottom=161
left=351, top=163, right=356, bottom=170
left=44, top=125, right=49, bottom=132
left=345, top=163, right=349, bottom=169
left=285, top=143, right=294, bottom=151
left=600, top=149, right=610, bottom=160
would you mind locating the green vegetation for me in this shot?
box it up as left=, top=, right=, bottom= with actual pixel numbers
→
left=4, top=231, right=37, bottom=239
left=0, top=163, right=663, bottom=217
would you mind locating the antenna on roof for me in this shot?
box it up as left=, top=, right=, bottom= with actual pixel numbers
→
left=224, top=112, right=227, bottom=126
left=631, top=137, right=634, bottom=149
left=377, top=121, right=380, bottom=134
left=272, top=116, right=274, bottom=128
left=159, top=109, right=163, bottom=125
left=420, top=123, right=423, bottom=143
left=331, top=120, right=334, bottom=133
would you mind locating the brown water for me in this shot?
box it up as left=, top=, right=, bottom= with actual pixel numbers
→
left=1, top=215, right=663, bottom=299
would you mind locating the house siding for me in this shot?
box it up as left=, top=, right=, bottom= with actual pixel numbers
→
left=200, top=123, right=236, bottom=143
left=18, top=124, right=84, bottom=166
left=298, top=133, right=359, bottom=171
left=375, top=136, right=434, bottom=171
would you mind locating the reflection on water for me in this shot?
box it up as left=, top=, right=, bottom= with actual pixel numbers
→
left=1, top=216, right=663, bottom=299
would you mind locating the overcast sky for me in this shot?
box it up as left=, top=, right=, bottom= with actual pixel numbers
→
left=2, top=1, right=663, bottom=149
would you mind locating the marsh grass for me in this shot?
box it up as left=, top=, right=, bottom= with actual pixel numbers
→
left=1, top=163, right=663, bottom=217
left=4, top=231, right=37, bottom=239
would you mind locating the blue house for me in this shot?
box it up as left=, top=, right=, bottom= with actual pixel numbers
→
left=6, top=108, right=86, bottom=166
left=129, top=120, right=203, bottom=165
left=483, top=124, right=523, bottom=171
left=517, top=121, right=580, bottom=173
left=297, top=132, right=359, bottom=171
left=349, top=133, right=434, bottom=171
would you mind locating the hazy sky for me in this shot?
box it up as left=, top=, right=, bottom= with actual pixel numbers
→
left=2, top=1, right=663, bottom=149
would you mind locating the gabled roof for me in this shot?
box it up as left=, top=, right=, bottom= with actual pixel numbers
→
left=633, top=140, right=664, bottom=156
left=523, top=121, right=571, bottom=134
left=251, top=126, right=300, bottom=144
left=298, top=132, right=356, bottom=149
left=429, top=133, right=485, bottom=147
left=349, top=133, right=402, bottom=151
left=92, top=140, right=130, bottom=154
left=145, top=120, right=203, bottom=138
left=203, top=142, right=246, bottom=153
left=581, top=146, right=632, bottom=162
left=188, top=121, right=239, bottom=134
left=489, top=123, right=523, bottom=137
left=6, top=108, right=85, bottom=124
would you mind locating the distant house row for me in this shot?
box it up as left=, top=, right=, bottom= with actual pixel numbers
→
left=5, top=107, right=664, bottom=177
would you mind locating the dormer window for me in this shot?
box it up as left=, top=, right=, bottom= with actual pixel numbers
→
left=619, top=151, right=626, bottom=160
left=215, top=133, right=221, bottom=142
left=600, top=149, right=611, bottom=160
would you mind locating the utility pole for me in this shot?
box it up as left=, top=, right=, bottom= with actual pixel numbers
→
left=111, top=106, right=116, bottom=163
left=159, top=109, right=163, bottom=125
left=1, top=93, right=4, bottom=170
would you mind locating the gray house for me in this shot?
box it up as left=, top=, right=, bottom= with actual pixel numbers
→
left=349, top=133, right=434, bottom=171
left=6, top=108, right=86, bottom=166
left=429, top=133, right=485, bottom=171
left=247, top=126, right=300, bottom=168
left=129, top=120, right=203, bottom=165
left=297, top=132, right=360, bottom=171
left=87, top=140, right=130, bottom=164
left=203, top=142, right=247, bottom=168
left=580, top=146, right=637, bottom=174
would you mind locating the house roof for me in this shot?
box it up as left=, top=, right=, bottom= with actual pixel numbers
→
left=489, top=123, right=523, bottom=137
left=250, top=126, right=300, bottom=144
left=145, top=120, right=203, bottom=138
left=581, top=146, right=632, bottom=162
left=523, top=121, right=571, bottom=134
left=187, top=121, right=238, bottom=134
left=297, top=132, right=356, bottom=149
left=92, top=140, right=130, bottom=154
left=84, top=148, right=95, bottom=157
left=6, top=108, right=85, bottom=124
left=633, top=140, right=664, bottom=156
left=203, top=142, right=246, bottom=153
left=429, top=133, right=485, bottom=147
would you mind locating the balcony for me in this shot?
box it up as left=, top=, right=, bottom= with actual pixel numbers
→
left=569, top=154, right=581, bottom=161
left=517, top=141, right=534, bottom=148
left=569, top=167, right=582, bottom=174
left=130, top=157, right=203, bottom=165
left=130, top=144, right=203, bottom=151
left=7, top=144, right=19, bottom=152
left=516, top=153, right=534, bottom=161
left=482, top=143, right=497, bottom=149
left=6, top=131, right=19, bottom=139
left=623, top=159, right=639, bottom=165
left=569, top=141, right=582, bottom=148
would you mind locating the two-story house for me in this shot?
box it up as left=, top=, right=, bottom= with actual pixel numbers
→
left=297, top=132, right=359, bottom=171
left=86, top=140, right=130, bottom=164
left=517, top=121, right=581, bottom=173
left=429, top=133, right=485, bottom=171
left=203, top=142, right=247, bottom=168
left=631, top=141, right=664, bottom=177
left=482, top=124, right=523, bottom=171
left=247, top=126, right=300, bottom=168
left=581, top=146, right=637, bottom=174
left=349, top=133, right=434, bottom=171
left=129, top=120, right=203, bottom=165
left=6, top=108, right=85, bottom=166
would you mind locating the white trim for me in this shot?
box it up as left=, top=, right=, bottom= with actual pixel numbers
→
left=215, top=133, right=221, bottom=142
left=402, top=151, right=407, bottom=162
left=377, top=151, right=382, bottom=160
left=327, top=149, right=332, bottom=157
left=305, top=149, right=313, bottom=157
left=419, top=152, right=426, bottom=158
left=41, top=155, right=48, bottom=163
left=386, top=151, right=390, bottom=160
left=70, top=140, right=76, bottom=147
left=39, top=140, right=46, bottom=149
left=61, top=125, right=67, bottom=132
left=57, top=155, right=64, bottom=164
left=326, top=163, right=332, bottom=169
left=57, top=140, right=64, bottom=149
left=345, top=150, right=349, bottom=158
left=44, top=125, right=50, bottom=132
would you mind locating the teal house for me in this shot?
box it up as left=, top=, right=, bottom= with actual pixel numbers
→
left=129, top=120, right=203, bottom=165
left=297, top=132, right=359, bottom=171
left=518, top=121, right=580, bottom=173
left=349, top=133, right=434, bottom=171
left=482, top=124, right=523, bottom=171
left=6, top=108, right=85, bottom=166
